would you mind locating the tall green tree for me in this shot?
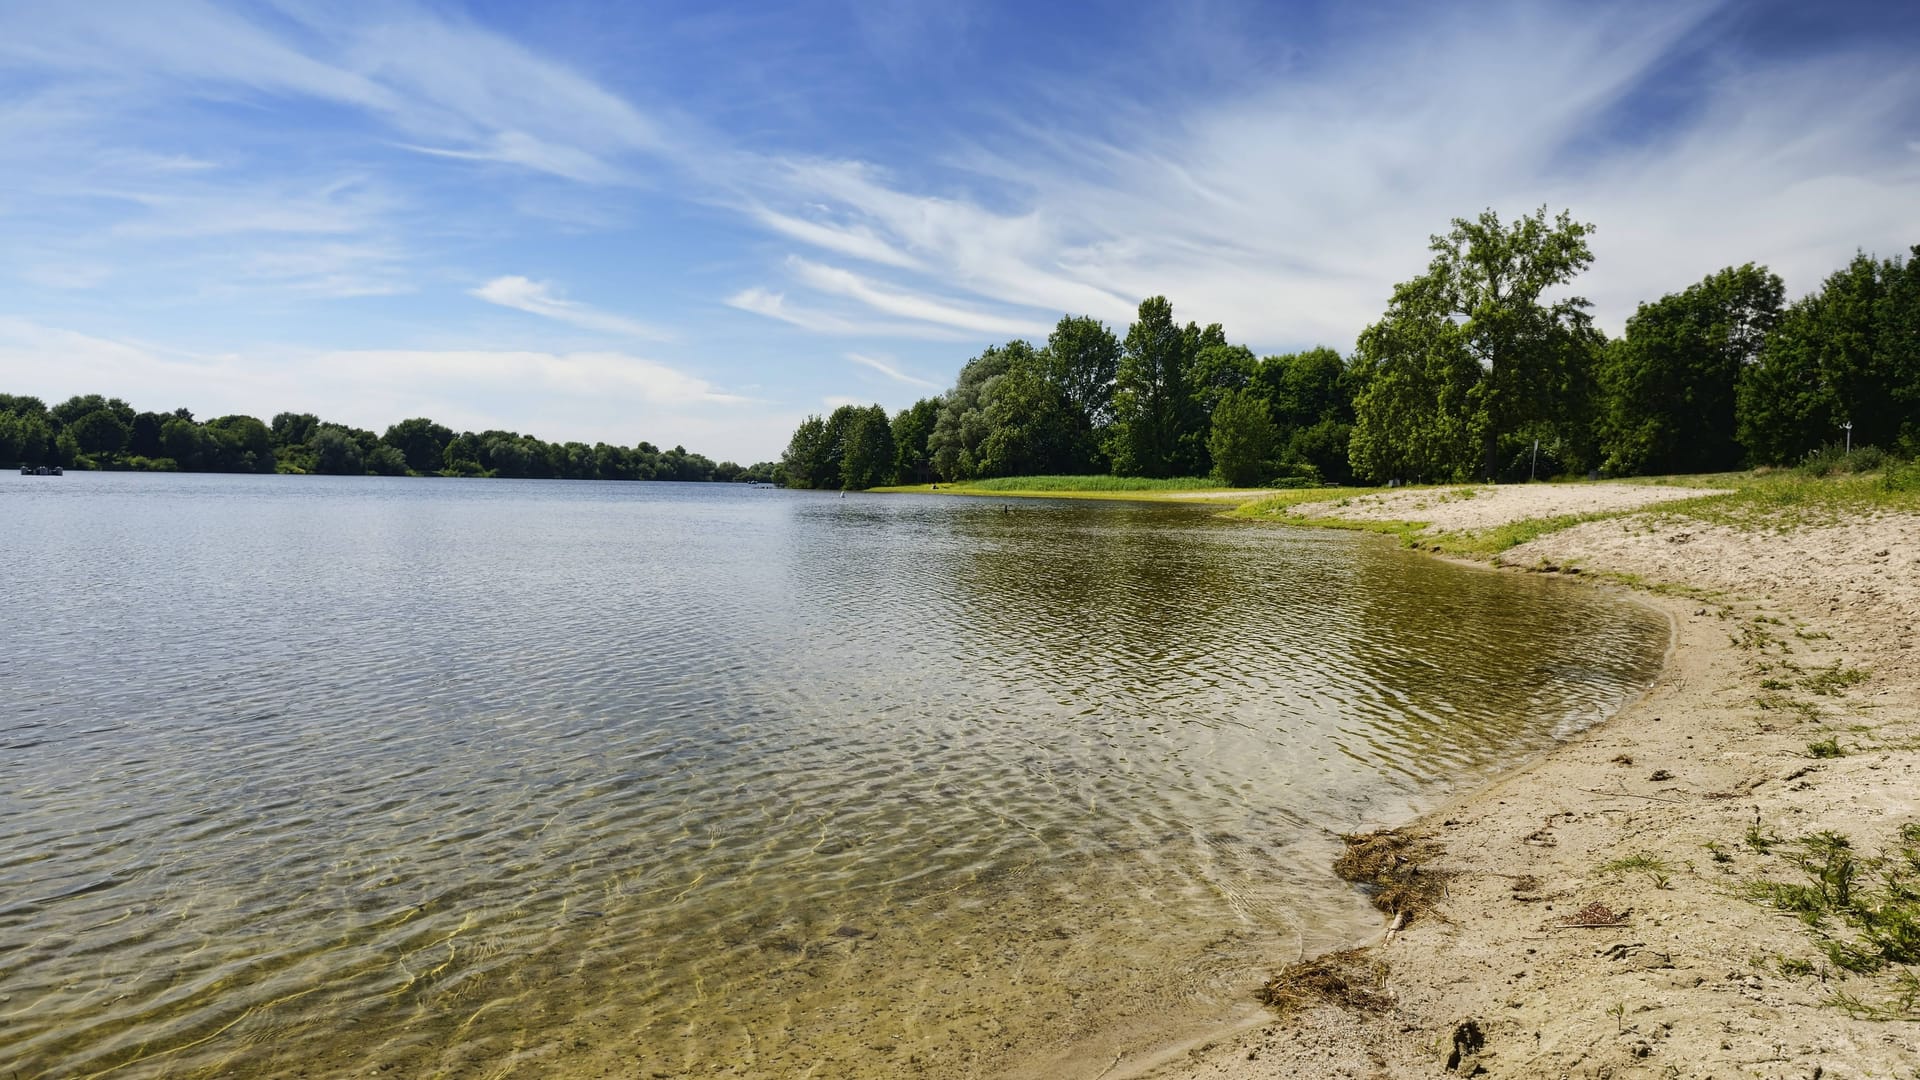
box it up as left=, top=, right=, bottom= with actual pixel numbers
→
left=159, top=416, right=205, bottom=469
left=0, top=410, right=54, bottom=464
left=1109, top=297, right=1199, bottom=477
left=1041, top=315, right=1122, bottom=466
left=1597, top=264, right=1783, bottom=475
left=1737, top=246, right=1920, bottom=463
left=1257, top=347, right=1358, bottom=484
left=890, top=397, right=942, bottom=484
left=67, top=408, right=132, bottom=456
left=975, top=364, right=1081, bottom=477
left=309, top=425, right=365, bottom=474
left=383, top=417, right=456, bottom=474
left=781, top=415, right=830, bottom=489
left=51, top=394, right=134, bottom=431
left=840, top=404, right=896, bottom=490
left=1364, top=207, right=1598, bottom=480
left=203, top=414, right=277, bottom=472
left=1207, top=388, right=1278, bottom=486
left=929, top=342, right=1024, bottom=480
left=1347, top=309, right=1484, bottom=483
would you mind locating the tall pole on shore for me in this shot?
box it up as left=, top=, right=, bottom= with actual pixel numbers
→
left=1844, top=421, right=1853, bottom=454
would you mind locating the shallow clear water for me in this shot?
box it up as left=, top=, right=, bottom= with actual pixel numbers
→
left=0, top=473, right=1666, bottom=1078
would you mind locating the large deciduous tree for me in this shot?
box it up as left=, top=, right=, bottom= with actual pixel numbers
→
left=384, top=417, right=456, bottom=475
left=1207, top=388, right=1277, bottom=487
left=1109, top=297, right=1198, bottom=477
left=839, top=404, right=896, bottom=490
left=1347, top=308, right=1483, bottom=483
left=1736, top=246, right=1920, bottom=463
left=1041, top=315, right=1121, bottom=444
left=929, top=342, right=1023, bottom=480
left=1352, top=207, right=1599, bottom=481
left=1596, top=264, right=1782, bottom=476
left=889, top=397, right=942, bottom=485
left=1257, top=346, right=1358, bottom=484
left=781, top=415, right=831, bottom=489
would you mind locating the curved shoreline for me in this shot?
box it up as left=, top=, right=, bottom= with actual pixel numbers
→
left=1113, top=480, right=1920, bottom=1078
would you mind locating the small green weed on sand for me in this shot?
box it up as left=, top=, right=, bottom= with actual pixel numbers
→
left=1807, top=737, right=1847, bottom=759
left=1743, top=826, right=1920, bottom=1017
left=1601, top=852, right=1674, bottom=876
left=1800, top=663, right=1870, bottom=696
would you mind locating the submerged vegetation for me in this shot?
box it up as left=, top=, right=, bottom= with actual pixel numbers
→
left=783, top=209, right=1920, bottom=494
left=0, top=392, right=776, bottom=482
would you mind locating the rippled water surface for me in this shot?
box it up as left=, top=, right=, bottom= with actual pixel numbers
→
left=0, top=473, right=1666, bottom=1078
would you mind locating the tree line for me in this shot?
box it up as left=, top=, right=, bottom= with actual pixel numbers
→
left=1, top=395, right=777, bottom=483
left=783, top=208, right=1919, bottom=489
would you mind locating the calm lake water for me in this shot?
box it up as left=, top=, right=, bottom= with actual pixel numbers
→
left=0, top=473, right=1666, bottom=1078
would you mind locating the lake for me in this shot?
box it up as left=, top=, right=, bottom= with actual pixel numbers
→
left=0, top=473, right=1666, bottom=1078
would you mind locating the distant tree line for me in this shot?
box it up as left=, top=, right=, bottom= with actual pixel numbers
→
left=783, top=210, right=1919, bottom=489
left=1, top=395, right=777, bottom=483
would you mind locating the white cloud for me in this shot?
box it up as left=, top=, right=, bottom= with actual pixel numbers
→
left=846, top=352, right=943, bottom=390
left=105, top=178, right=393, bottom=238
left=472, top=276, right=668, bottom=340
left=786, top=256, right=1051, bottom=337
left=730, top=3, right=1920, bottom=349
left=403, top=134, right=622, bottom=185
left=724, top=287, right=970, bottom=340
left=743, top=204, right=920, bottom=269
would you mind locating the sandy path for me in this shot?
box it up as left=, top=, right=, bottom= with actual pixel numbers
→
left=1121, top=483, right=1920, bottom=1079
left=1282, top=481, right=1732, bottom=532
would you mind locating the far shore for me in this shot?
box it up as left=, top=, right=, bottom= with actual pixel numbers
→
left=911, top=473, right=1920, bottom=1077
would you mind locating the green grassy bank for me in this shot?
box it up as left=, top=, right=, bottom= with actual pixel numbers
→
left=1229, top=465, right=1920, bottom=559
left=882, top=464, right=1920, bottom=555
left=869, top=474, right=1272, bottom=503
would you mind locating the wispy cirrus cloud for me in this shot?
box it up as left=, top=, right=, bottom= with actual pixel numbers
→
left=728, top=2, right=1920, bottom=348
left=723, top=287, right=970, bottom=341
left=0, top=0, right=666, bottom=184
left=784, top=256, right=1051, bottom=337
left=846, top=352, right=943, bottom=390
left=472, top=275, right=668, bottom=340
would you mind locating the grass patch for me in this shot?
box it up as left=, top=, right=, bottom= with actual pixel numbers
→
left=1800, top=662, right=1870, bottom=696
left=1742, top=826, right=1920, bottom=1015
left=1601, top=852, right=1674, bottom=875
left=944, top=474, right=1228, bottom=492
left=1754, top=691, right=1820, bottom=721
left=873, top=477, right=1269, bottom=504
left=1633, top=468, right=1920, bottom=530
left=1777, top=955, right=1818, bottom=978
left=1429, top=511, right=1614, bottom=555
left=1234, top=485, right=1389, bottom=516
left=1807, top=737, right=1847, bottom=759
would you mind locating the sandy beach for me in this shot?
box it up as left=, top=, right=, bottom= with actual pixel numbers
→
left=1133, top=481, right=1920, bottom=1079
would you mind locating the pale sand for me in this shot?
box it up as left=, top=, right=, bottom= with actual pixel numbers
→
left=1120, top=482, right=1920, bottom=1079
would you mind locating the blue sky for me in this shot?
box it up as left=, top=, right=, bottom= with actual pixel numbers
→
left=2, top=0, right=1916, bottom=464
